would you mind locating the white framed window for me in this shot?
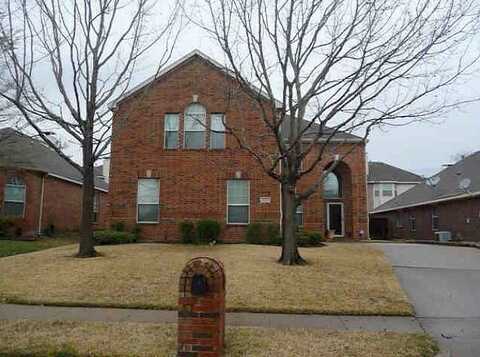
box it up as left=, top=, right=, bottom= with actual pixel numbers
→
left=382, top=183, right=394, bottom=197
left=409, top=216, right=416, bottom=232
left=395, top=214, right=403, bottom=228
left=164, top=113, right=179, bottom=149
left=184, top=103, right=206, bottom=149
left=227, top=180, right=250, bottom=224
left=432, top=208, right=439, bottom=231
left=323, top=171, right=341, bottom=198
left=295, top=204, right=304, bottom=227
left=93, top=192, right=99, bottom=223
left=210, top=113, right=225, bottom=149
left=137, top=179, right=160, bottom=223
left=3, top=176, right=26, bottom=217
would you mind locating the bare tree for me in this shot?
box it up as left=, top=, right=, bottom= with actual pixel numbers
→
left=191, top=0, right=480, bottom=264
left=0, top=0, right=181, bottom=257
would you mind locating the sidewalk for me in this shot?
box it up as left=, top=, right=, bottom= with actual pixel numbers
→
left=0, top=303, right=423, bottom=333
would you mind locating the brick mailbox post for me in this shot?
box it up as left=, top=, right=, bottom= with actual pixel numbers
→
left=178, top=257, right=226, bottom=357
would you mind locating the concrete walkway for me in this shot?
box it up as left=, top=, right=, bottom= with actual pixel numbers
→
left=0, top=303, right=423, bottom=333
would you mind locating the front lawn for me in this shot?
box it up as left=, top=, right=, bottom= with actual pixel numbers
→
left=0, top=320, right=438, bottom=357
left=0, top=243, right=413, bottom=315
left=0, top=236, right=76, bottom=257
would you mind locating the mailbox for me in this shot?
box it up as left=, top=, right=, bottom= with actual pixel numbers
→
left=178, top=257, right=225, bottom=357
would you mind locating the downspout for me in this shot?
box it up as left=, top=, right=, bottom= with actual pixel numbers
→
left=38, top=173, right=45, bottom=236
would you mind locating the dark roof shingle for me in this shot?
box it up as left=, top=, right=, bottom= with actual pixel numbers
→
left=368, top=162, right=422, bottom=182
left=0, top=128, right=108, bottom=191
left=373, top=151, right=480, bottom=212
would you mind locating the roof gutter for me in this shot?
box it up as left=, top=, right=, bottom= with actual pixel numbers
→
left=48, top=173, right=108, bottom=193
left=371, top=190, right=480, bottom=214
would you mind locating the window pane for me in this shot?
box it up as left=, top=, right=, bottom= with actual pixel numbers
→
left=137, top=179, right=159, bottom=204
left=184, top=132, right=205, bottom=149
left=165, top=131, right=178, bottom=149
left=227, top=181, right=249, bottom=205
left=382, top=184, right=394, bottom=196
left=323, top=172, right=340, bottom=198
left=228, top=206, right=249, bottom=224
left=5, top=185, right=25, bottom=202
left=138, top=204, right=159, bottom=222
left=185, top=104, right=206, bottom=131
left=164, top=114, right=179, bottom=131
left=211, top=114, right=225, bottom=131
left=3, top=202, right=24, bottom=216
left=210, top=133, right=224, bottom=149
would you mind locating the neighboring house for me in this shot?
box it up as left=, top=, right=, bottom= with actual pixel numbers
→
left=0, top=128, right=108, bottom=237
left=370, top=151, right=480, bottom=241
left=367, top=161, right=423, bottom=211
left=106, top=50, right=369, bottom=242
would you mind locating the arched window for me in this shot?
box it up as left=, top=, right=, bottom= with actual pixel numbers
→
left=4, top=176, right=26, bottom=217
left=323, top=171, right=341, bottom=198
left=184, top=103, right=206, bottom=149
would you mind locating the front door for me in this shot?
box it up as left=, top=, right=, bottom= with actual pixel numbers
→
left=327, top=202, right=344, bottom=237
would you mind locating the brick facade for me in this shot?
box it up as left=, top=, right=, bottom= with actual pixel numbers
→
left=370, top=197, right=480, bottom=241
left=107, top=55, right=368, bottom=242
left=0, top=167, right=107, bottom=237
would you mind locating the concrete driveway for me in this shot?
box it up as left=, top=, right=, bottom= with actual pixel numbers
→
left=375, top=243, right=480, bottom=357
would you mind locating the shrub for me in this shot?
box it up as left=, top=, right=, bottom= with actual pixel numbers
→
left=246, top=222, right=281, bottom=245
left=93, top=230, right=137, bottom=245
left=110, top=221, right=126, bottom=232
left=196, top=219, right=221, bottom=244
left=131, top=224, right=142, bottom=237
left=0, top=217, right=15, bottom=238
left=179, top=221, right=196, bottom=244
left=296, top=230, right=324, bottom=247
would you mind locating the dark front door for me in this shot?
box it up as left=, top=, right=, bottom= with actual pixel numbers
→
left=327, top=203, right=344, bottom=236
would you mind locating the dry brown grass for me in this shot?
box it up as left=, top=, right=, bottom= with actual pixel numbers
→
left=0, top=243, right=412, bottom=315
left=0, top=320, right=438, bottom=357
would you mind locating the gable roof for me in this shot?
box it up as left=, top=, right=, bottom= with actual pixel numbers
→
left=368, top=162, right=422, bottom=183
left=0, top=128, right=108, bottom=191
left=110, top=49, right=363, bottom=143
left=372, top=151, right=480, bottom=213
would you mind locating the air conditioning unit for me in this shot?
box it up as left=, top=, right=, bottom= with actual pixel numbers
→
left=435, top=231, right=452, bottom=242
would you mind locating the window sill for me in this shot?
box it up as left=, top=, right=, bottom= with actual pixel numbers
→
left=226, top=223, right=249, bottom=226
left=137, top=221, right=159, bottom=225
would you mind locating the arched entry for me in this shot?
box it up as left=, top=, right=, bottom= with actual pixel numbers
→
left=323, top=161, right=352, bottom=238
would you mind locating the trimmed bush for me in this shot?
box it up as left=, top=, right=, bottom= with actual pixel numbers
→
left=93, top=230, right=137, bottom=245
left=0, top=217, right=15, bottom=238
left=246, top=222, right=281, bottom=245
left=179, top=221, right=196, bottom=244
left=196, top=219, right=221, bottom=244
left=110, top=221, right=126, bottom=232
left=296, top=230, right=324, bottom=247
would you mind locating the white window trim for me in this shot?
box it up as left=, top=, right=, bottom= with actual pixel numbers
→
left=409, top=216, right=416, bottom=232
left=92, top=193, right=99, bottom=224
left=432, top=209, right=439, bottom=231
left=184, top=105, right=207, bottom=149
left=326, top=202, right=344, bottom=237
left=226, top=180, right=250, bottom=225
left=164, top=113, right=179, bottom=149
left=136, top=179, right=160, bottom=224
left=4, top=183, right=27, bottom=218
left=210, top=113, right=226, bottom=150
left=295, top=204, right=304, bottom=227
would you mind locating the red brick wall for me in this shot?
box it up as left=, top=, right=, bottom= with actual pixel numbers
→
left=107, top=56, right=368, bottom=242
left=0, top=168, right=43, bottom=236
left=371, top=197, right=480, bottom=241
left=42, top=176, right=107, bottom=233
left=0, top=167, right=107, bottom=236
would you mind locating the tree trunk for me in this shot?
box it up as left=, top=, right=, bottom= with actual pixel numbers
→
left=278, top=182, right=305, bottom=265
left=76, top=138, right=97, bottom=258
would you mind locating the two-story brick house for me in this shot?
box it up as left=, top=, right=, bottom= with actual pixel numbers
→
left=106, top=50, right=368, bottom=242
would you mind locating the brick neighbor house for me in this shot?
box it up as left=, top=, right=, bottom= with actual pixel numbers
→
left=106, top=50, right=368, bottom=242
left=370, top=151, right=480, bottom=241
left=0, top=128, right=108, bottom=237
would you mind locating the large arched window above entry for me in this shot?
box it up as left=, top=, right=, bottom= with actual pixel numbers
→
left=323, top=171, right=341, bottom=198
left=184, top=103, right=206, bottom=149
